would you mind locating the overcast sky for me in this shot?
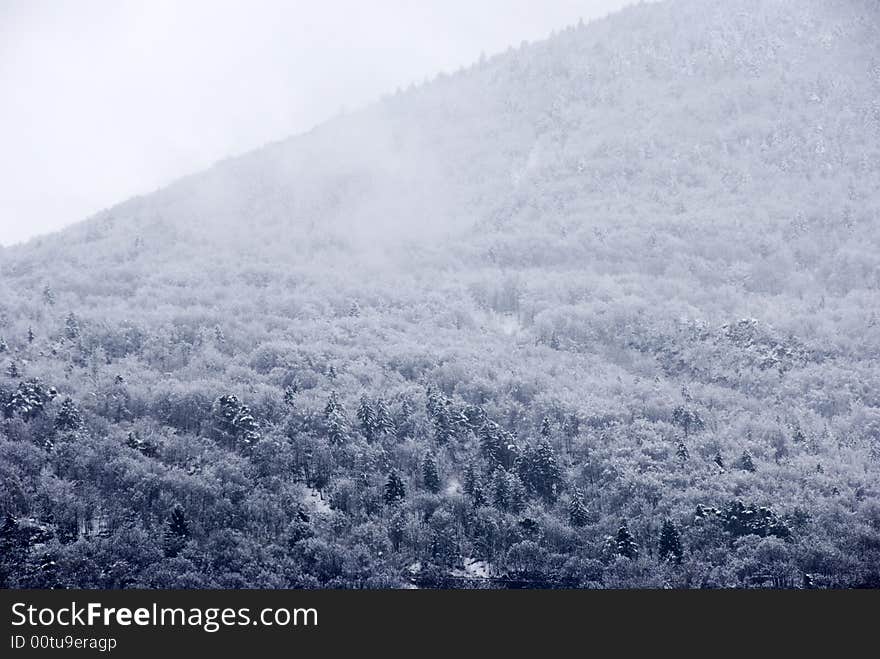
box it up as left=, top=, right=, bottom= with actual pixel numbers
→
left=0, top=0, right=637, bottom=246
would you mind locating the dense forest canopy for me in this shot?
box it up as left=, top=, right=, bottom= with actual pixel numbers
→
left=1, top=0, right=879, bottom=588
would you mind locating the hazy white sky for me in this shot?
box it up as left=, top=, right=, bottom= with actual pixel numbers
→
left=0, top=0, right=637, bottom=246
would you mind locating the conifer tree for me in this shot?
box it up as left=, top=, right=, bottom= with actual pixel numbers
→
left=658, top=519, right=683, bottom=564
left=54, top=397, right=82, bottom=431
left=6, top=361, right=19, bottom=378
left=163, top=505, right=189, bottom=558
left=738, top=451, right=756, bottom=472
left=422, top=452, right=440, bottom=493
left=616, top=521, right=639, bottom=559
left=507, top=473, right=526, bottom=513
left=42, top=284, right=55, bottom=306
left=64, top=312, right=79, bottom=340
left=0, top=336, right=7, bottom=353
left=357, top=395, right=376, bottom=441
left=479, top=421, right=503, bottom=465
left=491, top=469, right=510, bottom=510
left=568, top=488, right=589, bottom=527
left=384, top=471, right=406, bottom=505
left=540, top=416, right=552, bottom=438
left=519, top=440, right=561, bottom=501
left=425, top=385, right=442, bottom=418
left=463, top=462, right=483, bottom=503
left=324, top=391, right=347, bottom=445
left=676, top=442, right=690, bottom=463
left=27, top=327, right=35, bottom=344
left=388, top=511, right=405, bottom=551
left=374, top=398, right=395, bottom=437
left=283, top=385, right=297, bottom=408
left=433, top=402, right=455, bottom=445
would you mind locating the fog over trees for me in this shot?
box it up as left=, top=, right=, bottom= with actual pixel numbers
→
left=1, top=0, right=879, bottom=588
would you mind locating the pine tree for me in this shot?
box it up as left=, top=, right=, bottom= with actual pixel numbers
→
left=616, top=521, right=639, bottom=559
left=283, top=385, right=297, bottom=408
left=384, top=471, right=406, bottom=505
left=163, top=505, right=189, bottom=558
left=64, top=312, right=79, bottom=340
left=324, top=391, right=347, bottom=445
left=676, top=442, right=690, bottom=463
left=540, top=416, right=552, bottom=439
left=433, top=402, right=455, bottom=445
left=357, top=395, right=376, bottom=441
left=520, top=440, right=561, bottom=501
left=479, top=421, right=503, bottom=465
left=463, top=462, right=480, bottom=496
left=0, top=336, right=7, bottom=353
left=6, top=361, right=19, bottom=378
left=568, top=488, right=589, bottom=527
left=738, top=451, right=756, bottom=472
left=126, top=431, right=142, bottom=451
left=388, top=511, right=405, bottom=551
left=507, top=473, right=526, bottom=513
left=422, top=452, right=440, bottom=493
left=713, top=452, right=725, bottom=470
left=374, top=398, right=395, bottom=436
left=26, top=327, right=35, bottom=344
left=42, top=284, right=55, bottom=306
left=491, top=469, right=510, bottom=510
left=658, top=519, right=683, bottom=564
left=425, top=385, right=442, bottom=418
left=211, top=394, right=259, bottom=450
left=54, top=397, right=82, bottom=431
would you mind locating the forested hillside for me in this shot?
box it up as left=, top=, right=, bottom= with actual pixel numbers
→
left=2, top=0, right=880, bottom=588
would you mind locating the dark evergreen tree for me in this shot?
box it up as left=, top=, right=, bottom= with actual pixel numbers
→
left=507, top=473, right=526, bottom=513
left=676, top=442, right=690, bottom=463
left=374, top=398, right=395, bottom=436
left=27, top=327, right=34, bottom=344
left=518, top=440, right=561, bottom=501
left=6, top=361, right=19, bottom=378
left=323, top=391, right=347, bottom=445
left=357, top=395, right=376, bottom=441
left=672, top=406, right=704, bottom=436
left=54, top=397, right=82, bottom=431
left=0, top=336, right=7, bottom=353
left=491, top=469, right=510, bottom=510
left=540, top=415, right=552, bottom=438
left=388, top=511, right=405, bottom=551
left=64, top=312, right=79, bottom=340
left=384, top=471, right=406, bottom=505
left=283, top=385, right=297, bottom=407
left=568, top=488, right=589, bottom=527
left=425, top=385, right=442, bottom=418
left=658, top=519, right=683, bottom=564
left=738, top=451, right=756, bottom=472
left=5, top=379, right=56, bottom=421
left=211, top=394, right=260, bottom=449
left=163, top=505, right=189, bottom=558
left=479, top=421, right=504, bottom=465
left=616, top=521, right=639, bottom=559
left=42, top=284, right=55, bottom=306
left=433, top=402, right=455, bottom=445
left=422, top=452, right=440, bottom=493
left=463, top=462, right=480, bottom=496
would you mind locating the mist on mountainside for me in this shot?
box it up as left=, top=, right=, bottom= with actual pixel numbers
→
left=1, top=0, right=880, bottom=588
